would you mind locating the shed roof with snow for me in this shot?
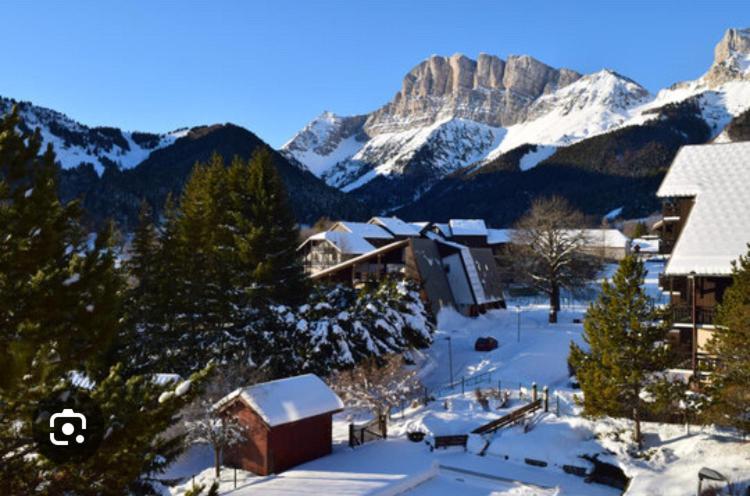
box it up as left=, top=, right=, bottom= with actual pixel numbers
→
left=657, top=142, right=750, bottom=275
left=215, top=374, right=344, bottom=427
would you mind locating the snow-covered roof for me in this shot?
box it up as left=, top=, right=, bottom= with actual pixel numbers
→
left=310, top=240, right=411, bottom=280
left=486, top=228, right=513, bottom=245
left=214, top=374, right=343, bottom=427
left=302, top=231, right=375, bottom=255
left=658, top=143, right=750, bottom=275
left=437, top=239, right=492, bottom=305
left=368, top=216, right=421, bottom=237
left=334, top=221, right=394, bottom=240
left=449, top=219, right=488, bottom=237
left=577, top=229, right=630, bottom=249
left=485, top=228, right=627, bottom=248
left=432, top=223, right=451, bottom=238
left=632, top=237, right=660, bottom=253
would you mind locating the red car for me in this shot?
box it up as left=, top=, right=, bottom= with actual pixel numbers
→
left=474, top=336, right=498, bottom=351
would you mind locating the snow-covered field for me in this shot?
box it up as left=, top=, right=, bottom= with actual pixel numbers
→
left=164, top=261, right=749, bottom=495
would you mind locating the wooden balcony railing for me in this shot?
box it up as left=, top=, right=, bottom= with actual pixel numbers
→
left=671, top=304, right=716, bottom=326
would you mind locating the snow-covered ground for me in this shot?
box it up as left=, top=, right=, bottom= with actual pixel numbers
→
left=164, top=260, right=749, bottom=496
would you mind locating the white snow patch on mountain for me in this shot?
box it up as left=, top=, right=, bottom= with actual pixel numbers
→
left=282, top=111, right=367, bottom=178
left=332, top=118, right=505, bottom=191
left=518, top=145, right=557, bottom=171
left=293, top=134, right=365, bottom=178
left=1, top=97, right=179, bottom=175
left=486, top=70, right=651, bottom=159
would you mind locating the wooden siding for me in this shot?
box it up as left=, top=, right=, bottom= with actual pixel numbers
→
left=222, top=399, right=270, bottom=475
left=221, top=399, right=336, bottom=476
left=267, top=413, right=334, bottom=473
left=660, top=197, right=694, bottom=254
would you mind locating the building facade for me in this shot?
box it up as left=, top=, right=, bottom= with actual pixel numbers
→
left=656, top=142, right=750, bottom=375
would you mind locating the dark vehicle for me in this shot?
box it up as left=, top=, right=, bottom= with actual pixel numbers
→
left=407, top=431, right=425, bottom=442
left=474, top=336, right=498, bottom=351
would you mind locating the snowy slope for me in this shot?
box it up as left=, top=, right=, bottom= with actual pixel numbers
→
left=486, top=70, right=651, bottom=158
left=281, top=111, right=368, bottom=178
left=325, top=118, right=505, bottom=192
left=0, top=96, right=180, bottom=174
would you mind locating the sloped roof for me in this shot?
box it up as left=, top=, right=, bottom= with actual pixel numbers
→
left=449, top=219, right=488, bottom=237
left=302, top=231, right=375, bottom=255
left=214, top=374, right=343, bottom=427
left=369, top=216, right=421, bottom=237
left=432, top=223, right=451, bottom=238
left=310, top=239, right=411, bottom=280
left=487, top=228, right=513, bottom=245
left=438, top=239, right=492, bottom=304
left=470, top=248, right=505, bottom=302
left=658, top=143, right=750, bottom=275
left=334, top=221, right=394, bottom=240
left=409, top=238, right=456, bottom=313
left=577, top=229, right=630, bottom=249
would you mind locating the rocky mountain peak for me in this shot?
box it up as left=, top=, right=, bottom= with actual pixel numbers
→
left=703, top=27, right=750, bottom=86
left=364, top=52, right=581, bottom=134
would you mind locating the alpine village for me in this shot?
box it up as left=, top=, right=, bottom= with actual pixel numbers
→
left=3, top=13, right=750, bottom=496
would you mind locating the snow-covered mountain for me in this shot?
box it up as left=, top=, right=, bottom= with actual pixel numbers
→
left=283, top=28, right=750, bottom=209
left=0, top=96, right=182, bottom=174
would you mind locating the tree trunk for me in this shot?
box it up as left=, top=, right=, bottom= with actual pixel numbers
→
left=214, top=446, right=221, bottom=479
left=549, top=282, right=560, bottom=323
left=633, top=407, right=641, bottom=449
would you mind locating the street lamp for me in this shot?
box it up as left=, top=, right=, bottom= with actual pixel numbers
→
left=444, top=336, right=454, bottom=385
left=516, top=305, right=522, bottom=343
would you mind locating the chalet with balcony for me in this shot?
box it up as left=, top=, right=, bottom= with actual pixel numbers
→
left=298, top=216, right=506, bottom=317
left=657, top=142, right=750, bottom=374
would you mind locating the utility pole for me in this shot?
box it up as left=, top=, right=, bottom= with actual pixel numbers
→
left=689, top=271, right=697, bottom=374
left=516, top=305, right=521, bottom=343
left=445, top=336, right=454, bottom=385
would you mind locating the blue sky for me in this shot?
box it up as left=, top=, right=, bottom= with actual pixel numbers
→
left=1, top=1, right=747, bottom=147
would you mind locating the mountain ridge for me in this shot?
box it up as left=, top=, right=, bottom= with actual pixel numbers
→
left=283, top=27, right=750, bottom=216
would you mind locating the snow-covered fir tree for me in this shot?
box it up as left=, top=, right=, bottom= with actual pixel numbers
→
left=264, top=279, right=434, bottom=377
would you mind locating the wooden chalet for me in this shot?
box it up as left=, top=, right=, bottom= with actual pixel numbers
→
left=656, top=142, right=750, bottom=376
left=309, top=235, right=506, bottom=317
left=215, top=374, right=344, bottom=475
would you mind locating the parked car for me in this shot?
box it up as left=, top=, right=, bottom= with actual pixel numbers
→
left=474, top=336, right=498, bottom=351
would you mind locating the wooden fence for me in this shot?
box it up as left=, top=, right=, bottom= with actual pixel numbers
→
left=349, top=414, right=387, bottom=448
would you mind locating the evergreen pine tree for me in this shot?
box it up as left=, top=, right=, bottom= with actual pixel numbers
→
left=570, top=255, right=670, bottom=447
left=122, top=201, right=164, bottom=373
left=705, top=246, right=750, bottom=433
left=0, top=107, right=208, bottom=494
left=230, top=148, right=308, bottom=307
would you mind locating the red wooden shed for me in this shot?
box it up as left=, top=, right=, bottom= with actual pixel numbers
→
left=214, top=374, right=344, bottom=475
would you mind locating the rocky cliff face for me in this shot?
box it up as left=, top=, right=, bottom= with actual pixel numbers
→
left=364, top=53, right=581, bottom=133
left=703, top=28, right=750, bottom=86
